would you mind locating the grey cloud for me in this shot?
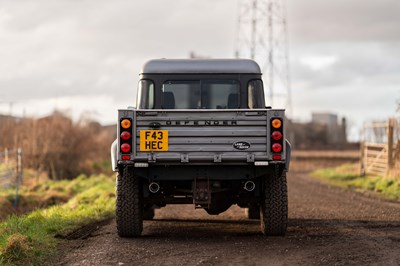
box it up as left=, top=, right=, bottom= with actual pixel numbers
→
left=288, top=0, right=400, bottom=42
left=290, top=42, right=400, bottom=90
left=0, top=0, right=237, bottom=103
left=0, top=0, right=398, bottom=132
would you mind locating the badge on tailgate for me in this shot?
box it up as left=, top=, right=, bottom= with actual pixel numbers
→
left=140, top=130, right=168, bottom=151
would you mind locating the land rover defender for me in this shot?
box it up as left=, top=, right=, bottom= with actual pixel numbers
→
left=111, top=59, right=291, bottom=237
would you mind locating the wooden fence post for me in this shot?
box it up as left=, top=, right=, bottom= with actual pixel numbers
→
left=17, top=148, right=23, bottom=183
left=360, top=141, right=365, bottom=176
left=387, top=118, right=394, bottom=169
left=4, top=148, right=8, bottom=164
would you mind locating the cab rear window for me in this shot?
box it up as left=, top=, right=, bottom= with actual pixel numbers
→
left=137, top=80, right=154, bottom=109
left=162, top=80, right=240, bottom=109
left=248, top=79, right=265, bottom=108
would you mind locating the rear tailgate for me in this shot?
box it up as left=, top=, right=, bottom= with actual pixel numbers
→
left=120, top=109, right=285, bottom=164
left=128, top=109, right=285, bottom=164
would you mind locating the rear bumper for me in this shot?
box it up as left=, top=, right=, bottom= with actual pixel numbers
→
left=132, top=164, right=283, bottom=181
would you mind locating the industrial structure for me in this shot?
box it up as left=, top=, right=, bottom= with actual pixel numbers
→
left=312, top=113, right=347, bottom=145
left=235, top=0, right=292, bottom=116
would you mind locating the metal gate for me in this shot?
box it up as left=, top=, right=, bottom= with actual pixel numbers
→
left=361, top=119, right=395, bottom=176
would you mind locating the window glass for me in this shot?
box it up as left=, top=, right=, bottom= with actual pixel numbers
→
left=202, top=80, right=239, bottom=109
left=137, top=80, right=154, bottom=109
left=248, top=79, right=265, bottom=108
left=162, top=80, right=239, bottom=109
left=162, top=81, right=200, bottom=109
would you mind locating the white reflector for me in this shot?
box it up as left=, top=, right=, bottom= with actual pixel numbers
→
left=254, top=161, right=269, bottom=166
left=134, top=163, right=149, bottom=168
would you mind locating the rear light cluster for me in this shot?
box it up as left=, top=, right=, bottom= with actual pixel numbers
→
left=120, top=118, right=132, bottom=159
left=271, top=118, right=283, bottom=160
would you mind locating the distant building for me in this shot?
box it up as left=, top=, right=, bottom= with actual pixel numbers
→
left=311, top=113, right=347, bottom=144
left=0, top=114, right=21, bottom=126
left=286, top=112, right=349, bottom=149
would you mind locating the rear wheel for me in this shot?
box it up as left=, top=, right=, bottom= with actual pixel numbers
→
left=116, top=166, right=143, bottom=237
left=260, top=166, right=288, bottom=236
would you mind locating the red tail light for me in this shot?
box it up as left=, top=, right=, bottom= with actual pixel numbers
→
left=121, top=131, right=131, bottom=140
left=270, top=117, right=283, bottom=155
left=272, top=143, right=282, bottom=153
left=273, top=154, right=281, bottom=160
left=120, top=117, right=133, bottom=154
left=121, top=143, right=131, bottom=153
left=271, top=131, right=282, bottom=141
left=121, top=155, right=130, bottom=160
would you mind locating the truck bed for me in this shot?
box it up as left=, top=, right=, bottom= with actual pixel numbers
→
left=128, top=109, right=286, bottom=165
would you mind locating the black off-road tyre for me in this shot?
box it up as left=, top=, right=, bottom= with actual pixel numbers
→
left=260, top=166, right=288, bottom=236
left=245, top=205, right=260, bottom=219
left=116, top=166, right=143, bottom=237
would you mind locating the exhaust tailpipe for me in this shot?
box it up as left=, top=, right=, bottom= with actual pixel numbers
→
left=244, top=181, right=255, bottom=192
left=149, top=182, right=160, bottom=193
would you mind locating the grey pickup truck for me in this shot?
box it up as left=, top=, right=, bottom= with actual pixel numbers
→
left=111, top=59, right=291, bottom=237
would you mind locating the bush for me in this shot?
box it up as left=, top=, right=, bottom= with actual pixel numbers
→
left=0, top=112, right=115, bottom=179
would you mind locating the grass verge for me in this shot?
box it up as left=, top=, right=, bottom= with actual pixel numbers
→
left=0, top=174, right=115, bottom=265
left=312, top=163, right=400, bottom=201
left=0, top=173, right=111, bottom=220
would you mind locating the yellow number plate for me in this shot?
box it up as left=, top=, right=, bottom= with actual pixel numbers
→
left=140, top=130, right=168, bottom=151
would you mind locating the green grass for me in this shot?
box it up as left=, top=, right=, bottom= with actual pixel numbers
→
left=312, top=164, right=400, bottom=201
left=0, top=174, right=115, bottom=265
left=0, top=174, right=111, bottom=220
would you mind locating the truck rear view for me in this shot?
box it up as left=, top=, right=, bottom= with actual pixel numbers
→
left=111, top=59, right=291, bottom=237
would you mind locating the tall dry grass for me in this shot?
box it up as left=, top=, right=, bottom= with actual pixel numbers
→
left=0, top=111, right=115, bottom=179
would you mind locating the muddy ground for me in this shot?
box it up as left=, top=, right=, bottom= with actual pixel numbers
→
left=53, top=162, right=400, bottom=266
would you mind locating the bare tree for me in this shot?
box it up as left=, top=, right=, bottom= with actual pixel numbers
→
left=0, top=111, right=114, bottom=179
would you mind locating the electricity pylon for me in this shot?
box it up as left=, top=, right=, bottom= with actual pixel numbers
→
left=235, top=0, right=292, bottom=117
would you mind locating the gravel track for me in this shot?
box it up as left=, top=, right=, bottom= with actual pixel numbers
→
left=53, top=164, right=400, bottom=266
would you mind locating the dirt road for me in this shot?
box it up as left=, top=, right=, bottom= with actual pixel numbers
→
left=54, top=166, right=400, bottom=266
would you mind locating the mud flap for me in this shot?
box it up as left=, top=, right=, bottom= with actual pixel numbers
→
left=285, top=140, right=291, bottom=172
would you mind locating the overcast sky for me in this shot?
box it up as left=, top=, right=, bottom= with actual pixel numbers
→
left=0, top=0, right=399, bottom=141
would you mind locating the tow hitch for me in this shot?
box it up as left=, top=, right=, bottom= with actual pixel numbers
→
left=193, top=178, right=211, bottom=208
